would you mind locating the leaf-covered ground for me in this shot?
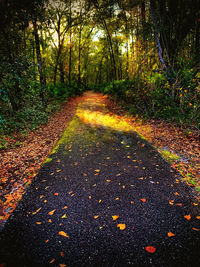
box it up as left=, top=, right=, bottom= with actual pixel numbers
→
left=0, top=92, right=199, bottom=266
left=0, top=96, right=83, bottom=227
left=0, top=92, right=199, bottom=230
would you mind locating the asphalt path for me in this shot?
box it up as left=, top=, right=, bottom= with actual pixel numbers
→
left=0, top=92, right=200, bottom=266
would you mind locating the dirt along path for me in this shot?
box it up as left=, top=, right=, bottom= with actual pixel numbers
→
left=0, top=91, right=200, bottom=266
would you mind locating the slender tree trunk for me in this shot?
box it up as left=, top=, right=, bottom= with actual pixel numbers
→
left=33, top=19, right=46, bottom=107
left=150, top=0, right=172, bottom=82
left=68, top=0, right=72, bottom=85
left=78, top=27, right=82, bottom=85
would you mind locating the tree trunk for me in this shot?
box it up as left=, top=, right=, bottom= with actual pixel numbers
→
left=78, top=27, right=82, bottom=85
left=33, top=19, right=46, bottom=107
left=150, top=0, right=172, bottom=83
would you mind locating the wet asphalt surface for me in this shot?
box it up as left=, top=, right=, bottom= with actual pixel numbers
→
left=0, top=93, right=200, bottom=267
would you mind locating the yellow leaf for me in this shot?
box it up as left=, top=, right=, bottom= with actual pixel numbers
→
left=61, top=214, right=67, bottom=219
left=95, top=169, right=100, bottom=172
left=59, top=231, right=69, bottom=238
left=99, top=199, right=102, bottom=203
left=141, top=198, right=146, bottom=203
left=89, top=196, right=91, bottom=199
left=106, top=180, right=111, bottom=182
left=122, top=185, right=125, bottom=189
left=115, top=197, right=119, bottom=200
left=168, top=232, right=175, bottom=237
left=56, top=169, right=61, bottom=172
left=94, top=215, right=99, bottom=219
left=32, top=207, right=42, bottom=215
left=48, top=209, right=56, bottom=215
left=117, top=224, right=126, bottom=230
left=184, top=214, right=191, bottom=221
left=193, top=203, right=198, bottom=206
left=169, top=200, right=174, bottom=205
left=106, top=157, right=110, bottom=159
left=112, top=215, right=119, bottom=221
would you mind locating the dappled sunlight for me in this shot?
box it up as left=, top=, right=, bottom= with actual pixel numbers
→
left=77, top=105, right=133, bottom=133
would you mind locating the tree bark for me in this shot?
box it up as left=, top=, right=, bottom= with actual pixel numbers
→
left=33, top=19, right=46, bottom=107
left=150, top=0, right=172, bottom=82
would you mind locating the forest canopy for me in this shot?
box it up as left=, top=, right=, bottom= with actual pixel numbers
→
left=0, top=0, right=200, bottom=134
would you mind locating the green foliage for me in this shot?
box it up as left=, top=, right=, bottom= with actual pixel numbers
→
left=46, top=82, right=85, bottom=99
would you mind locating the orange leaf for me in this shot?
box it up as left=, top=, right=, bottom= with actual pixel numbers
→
left=106, top=180, right=111, bottom=182
left=36, top=222, right=42, bottom=225
left=32, top=207, right=42, bottom=215
left=63, top=206, right=68, bottom=209
left=196, top=216, right=200, bottom=219
left=59, top=264, right=67, bottom=267
left=145, top=246, right=156, bottom=253
left=60, top=252, right=64, bottom=257
left=45, top=239, right=49, bottom=243
left=168, top=232, right=175, bottom=237
left=95, top=169, right=100, bottom=172
left=112, top=215, right=119, bottom=221
left=176, top=203, right=182, bottom=206
left=192, top=228, right=200, bottom=231
left=174, top=192, right=180, bottom=196
left=49, top=259, right=55, bottom=264
left=89, top=196, right=91, bottom=199
left=122, top=185, right=126, bottom=189
left=59, top=231, right=69, bottom=238
left=94, top=215, right=99, bottom=219
left=49, top=219, right=52, bottom=223
left=99, top=199, right=102, bottom=203
left=184, top=214, right=191, bottom=221
left=117, top=224, right=126, bottom=230
left=141, top=198, right=146, bottom=203
left=48, top=209, right=56, bottom=215
left=169, top=200, right=174, bottom=205
left=115, top=197, right=119, bottom=200
left=131, top=201, right=134, bottom=204
left=54, top=193, right=59, bottom=196
left=56, top=169, right=61, bottom=172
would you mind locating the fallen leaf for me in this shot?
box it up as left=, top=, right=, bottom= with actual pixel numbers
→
left=99, top=199, right=102, bottom=203
left=176, top=203, right=182, bottom=206
left=169, top=200, right=174, bottom=205
left=168, top=232, right=175, bottom=237
left=131, top=201, right=134, bottom=204
left=54, top=193, right=59, bottom=196
left=95, top=169, right=100, bottom=172
left=60, top=252, right=64, bottom=257
left=106, top=180, right=111, bottom=182
left=45, top=239, right=49, bottom=243
left=94, top=215, right=99, bottom=219
left=61, top=214, right=67, bottom=219
left=196, top=216, right=200, bottom=219
left=112, top=215, right=119, bottom=221
left=145, top=246, right=156, bottom=253
left=59, top=231, right=69, bottom=238
left=174, top=192, right=180, bottom=196
left=56, top=170, right=61, bottom=172
left=49, top=219, right=52, bottom=223
left=184, top=214, right=191, bottom=221
left=192, top=228, right=200, bottom=231
left=49, top=259, right=55, bottom=263
left=36, top=222, right=42, bottom=225
left=117, top=224, right=126, bottom=230
left=63, top=206, right=68, bottom=209
left=89, top=196, right=91, bottom=199
left=59, top=264, right=67, bottom=267
left=141, top=198, right=146, bottom=203
left=48, top=209, right=56, bottom=215
left=32, top=207, right=42, bottom=215
left=193, top=203, right=198, bottom=206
